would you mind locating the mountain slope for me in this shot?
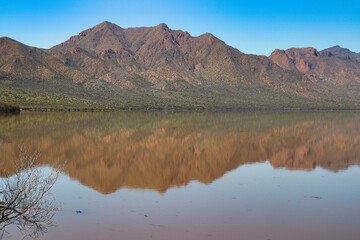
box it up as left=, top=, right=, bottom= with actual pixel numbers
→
left=0, top=37, right=88, bottom=83
left=0, top=22, right=359, bottom=109
left=51, top=21, right=317, bottom=93
left=269, top=46, right=360, bottom=98
left=321, top=45, right=360, bottom=60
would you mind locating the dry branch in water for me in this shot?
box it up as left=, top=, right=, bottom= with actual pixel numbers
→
left=0, top=146, right=61, bottom=239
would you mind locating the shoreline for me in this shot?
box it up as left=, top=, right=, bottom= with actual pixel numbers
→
left=18, top=106, right=360, bottom=113
left=0, top=103, right=20, bottom=113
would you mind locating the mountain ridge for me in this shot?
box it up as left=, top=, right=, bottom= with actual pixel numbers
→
left=1, top=21, right=360, bottom=110
left=269, top=45, right=360, bottom=98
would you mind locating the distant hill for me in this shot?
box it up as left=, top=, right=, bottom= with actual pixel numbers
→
left=1, top=21, right=360, bottom=110
left=321, top=45, right=360, bottom=60
left=270, top=46, right=360, bottom=99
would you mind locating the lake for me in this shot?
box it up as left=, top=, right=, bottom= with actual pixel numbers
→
left=0, top=111, right=360, bottom=240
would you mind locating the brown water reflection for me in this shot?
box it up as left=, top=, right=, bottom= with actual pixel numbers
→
left=0, top=112, right=359, bottom=194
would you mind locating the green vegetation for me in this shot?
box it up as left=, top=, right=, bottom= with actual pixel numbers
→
left=1, top=79, right=359, bottom=111
left=0, top=84, right=112, bottom=110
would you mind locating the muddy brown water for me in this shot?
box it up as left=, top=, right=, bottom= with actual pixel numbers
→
left=1, top=111, right=359, bottom=240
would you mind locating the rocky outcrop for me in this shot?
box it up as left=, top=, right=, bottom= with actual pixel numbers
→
left=321, top=45, right=360, bottom=60
left=270, top=46, right=360, bottom=97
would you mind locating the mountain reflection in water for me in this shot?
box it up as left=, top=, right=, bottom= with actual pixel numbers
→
left=0, top=111, right=359, bottom=194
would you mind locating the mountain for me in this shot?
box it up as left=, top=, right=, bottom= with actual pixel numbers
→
left=51, top=21, right=314, bottom=92
left=269, top=46, right=360, bottom=98
left=321, top=45, right=360, bottom=60
left=0, top=37, right=88, bottom=83
left=0, top=21, right=359, bottom=109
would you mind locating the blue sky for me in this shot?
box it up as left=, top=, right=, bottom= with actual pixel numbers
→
left=1, top=0, right=359, bottom=56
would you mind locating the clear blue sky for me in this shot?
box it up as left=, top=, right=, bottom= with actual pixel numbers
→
left=1, top=0, right=359, bottom=56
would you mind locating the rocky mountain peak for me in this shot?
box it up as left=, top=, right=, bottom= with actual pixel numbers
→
left=270, top=45, right=360, bottom=89
left=156, top=23, right=169, bottom=30
left=285, top=47, right=319, bottom=57
left=320, top=45, right=360, bottom=60
left=2, top=21, right=360, bottom=109
left=92, top=21, right=123, bottom=32
left=0, top=37, right=20, bottom=46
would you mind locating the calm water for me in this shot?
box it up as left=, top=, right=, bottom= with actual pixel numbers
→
left=0, top=112, right=360, bottom=240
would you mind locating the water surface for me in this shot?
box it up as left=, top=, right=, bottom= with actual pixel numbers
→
left=0, top=112, right=359, bottom=239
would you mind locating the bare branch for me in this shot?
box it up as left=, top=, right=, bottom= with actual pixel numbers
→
left=0, top=146, right=61, bottom=239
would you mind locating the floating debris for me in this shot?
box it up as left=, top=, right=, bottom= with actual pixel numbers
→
left=304, top=196, right=322, bottom=199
